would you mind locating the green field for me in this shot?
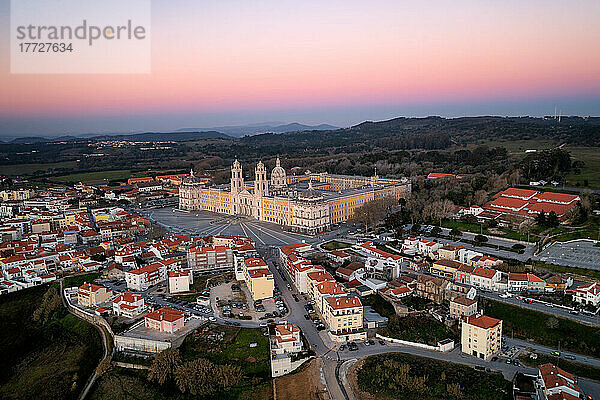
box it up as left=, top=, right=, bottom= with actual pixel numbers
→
left=357, top=353, right=511, bottom=400
left=564, top=146, right=600, bottom=189
left=50, top=169, right=133, bottom=183
left=0, top=284, right=103, bottom=400
left=379, top=315, right=458, bottom=346
left=0, top=161, right=78, bottom=176
left=321, top=240, right=352, bottom=250
left=481, top=299, right=600, bottom=358
left=473, top=139, right=558, bottom=154
left=64, top=272, right=102, bottom=288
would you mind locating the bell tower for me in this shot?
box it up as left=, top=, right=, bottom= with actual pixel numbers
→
left=254, top=161, right=269, bottom=197
left=231, top=159, right=243, bottom=194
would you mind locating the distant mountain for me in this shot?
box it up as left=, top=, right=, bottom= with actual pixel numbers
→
left=177, top=122, right=339, bottom=137
left=90, top=130, right=231, bottom=142
left=9, top=136, right=51, bottom=144
left=5, top=130, right=231, bottom=144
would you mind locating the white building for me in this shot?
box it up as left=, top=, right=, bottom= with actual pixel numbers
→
left=572, top=282, right=600, bottom=307
left=113, top=292, right=145, bottom=318
left=125, top=261, right=169, bottom=291
left=168, top=269, right=193, bottom=294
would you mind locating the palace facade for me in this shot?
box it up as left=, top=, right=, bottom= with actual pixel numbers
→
left=179, top=158, right=411, bottom=234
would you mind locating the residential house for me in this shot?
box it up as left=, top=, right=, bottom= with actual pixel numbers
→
left=471, top=267, right=501, bottom=291
left=416, top=275, right=447, bottom=304
left=78, top=282, right=112, bottom=307
left=571, top=283, right=600, bottom=307
left=538, top=364, right=582, bottom=400
left=144, top=306, right=185, bottom=333
left=112, top=292, right=145, bottom=318
left=450, top=296, right=477, bottom=318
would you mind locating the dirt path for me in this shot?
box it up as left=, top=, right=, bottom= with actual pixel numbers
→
left=274, top=359, right=329, bottom=400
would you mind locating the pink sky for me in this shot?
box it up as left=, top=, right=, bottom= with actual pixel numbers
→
left=1, top=0, right=599, bottom=134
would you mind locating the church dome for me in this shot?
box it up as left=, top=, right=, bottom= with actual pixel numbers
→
left=271, top=157, right=285, bottom=178
left=182, top=169, right=203, bottom=185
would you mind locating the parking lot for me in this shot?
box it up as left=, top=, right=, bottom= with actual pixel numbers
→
left=211, top=280, right=287, bottom=321
left=534, top=239, right=600, bottom=270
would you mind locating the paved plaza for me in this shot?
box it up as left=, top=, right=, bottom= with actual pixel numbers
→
left=140, top=206, right=338, bottom=248
left=534, top=239, right=600, bottom=270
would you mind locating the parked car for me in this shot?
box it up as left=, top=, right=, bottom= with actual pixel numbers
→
left=378, top=340, right=386, bottom=345
left=339, top=345, right=346, bottom=351
left=565, top=355, right=576, bottom=360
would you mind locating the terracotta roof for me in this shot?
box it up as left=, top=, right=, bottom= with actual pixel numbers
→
left=145, top=306, right=184, bottom=322
left=536, top=192, right=579, bottom=204
left=463, top=314, right=501, bottom=329
left=471, top=267, right=497, bottom=279
left=325, top=296, right=362, bottom=310
left=244, top=257, right=268, bottom=268
left=452, top=295, right=477, bottom=307
left=248, top=268, right=272, bottom=278
left=113, top=292, right=144, bottom=304
left=496, top=188, right=538, bottom=199
left=509, top=273, right=528, bottom=282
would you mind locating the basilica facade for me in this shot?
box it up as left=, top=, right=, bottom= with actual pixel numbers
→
left=178, top=158, right=411, bottom=234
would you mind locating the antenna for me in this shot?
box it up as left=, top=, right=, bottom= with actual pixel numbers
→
left=554, top=105, right=557, bottom=120
left=559, top=109, right=562, bottom=123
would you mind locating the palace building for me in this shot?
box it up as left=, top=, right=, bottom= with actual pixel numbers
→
left=179, top=158, right=411, bottom=234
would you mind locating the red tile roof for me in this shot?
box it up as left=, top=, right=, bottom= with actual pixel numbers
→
left=536, top=192, right=579, bottom=204
left=325, top=296, right=362, bottom=310
left=145, top=306, right=184, bottom=323
left=496, top=188, right=538, bottom=199
left=463, top=314, right=501, bottom=329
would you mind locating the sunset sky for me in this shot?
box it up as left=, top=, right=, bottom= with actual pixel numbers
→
left=1, top=0, right=599, bottom=136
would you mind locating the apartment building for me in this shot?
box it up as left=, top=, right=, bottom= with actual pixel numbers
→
left=323, top=296, right=365, bottom=342
left=461, top=314, right=502, bottom=361
left=242, top=257, right=275, bottom=301
left=168, top=269, right=193, bottom=294
left=187, top=245, right=233, bottom=270
left=78, top=282, right=112, bottom=307
left=125, top=261, right=168, bottom=291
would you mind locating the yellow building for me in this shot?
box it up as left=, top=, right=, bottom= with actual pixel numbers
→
left=431, top=259, right=465, bottom=279
left=323, top=296, right=366, bottom=342
left=242, top=257, right=274, bottom=301
left=461, top=314, right=502, bottom=361
left=77, top=283, right=112, bottom=307
left=179, top=159, right=410, bottom=234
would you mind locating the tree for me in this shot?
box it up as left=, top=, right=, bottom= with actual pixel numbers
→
left=349, top=197, right=397, bottom=232
left=535, top=211, right=547, bottom=227
left=473, top=190, right=488, bottom=206
left=546, top=211, right=559, bottom=228
left=148, top=348, right=182, bottom=385
left=474, top=234, right=488, bottom=243
left=174, top=359, right=242, bottom=396
left=449, top=227, right=462, bottom=239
